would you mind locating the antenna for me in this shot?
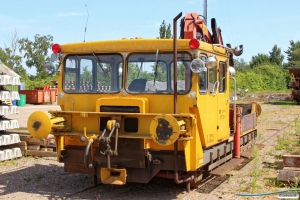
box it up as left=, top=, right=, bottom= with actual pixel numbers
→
left=83, top=5, right=89, bottom=42
left=203, top=0, right=207, bottom=25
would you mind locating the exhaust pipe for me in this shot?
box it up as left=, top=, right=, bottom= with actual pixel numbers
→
left=173, top=12, right=194, bottom=189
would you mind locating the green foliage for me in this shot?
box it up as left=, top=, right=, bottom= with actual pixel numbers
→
left=24, top=74, right=58, bottom=90
left=285, top=40, right=300, bottom=62
left=233, top=64, right=289, bottom=92
left=269, top=45, right=284, bottom=66
left=234, top=58, right=250, bottom=72
left=81, top=66, right=92, bottom=81
left=284, top=40, right=300, bottom=69
left=159, top=20, right=166, bottom=39
left=166, top=24, right=172, bottom=39
left=19, top=34, right=53, bottom=78
left=0, top=31, right=26, bottom=77
left=127, top=63, right=153, bottom=83
left=250, top=53, right=270, bottom=68
left=250, top=145, right=261, bottom=192
left=159, top=20, right=172, bottom=39
left=96, top=64, right=112, bottom=86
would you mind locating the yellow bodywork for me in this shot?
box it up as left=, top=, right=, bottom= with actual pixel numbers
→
left=27, top=37, right=236, bottom=181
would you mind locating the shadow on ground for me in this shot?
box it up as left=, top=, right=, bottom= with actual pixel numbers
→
left=0, top=157, right=192, bottom=199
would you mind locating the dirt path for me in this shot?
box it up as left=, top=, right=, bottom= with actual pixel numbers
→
left=0, top=101, right=299, bottom=199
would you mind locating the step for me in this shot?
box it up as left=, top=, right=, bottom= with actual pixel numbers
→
left=210, top=158, right=244, bottom=176
left=240, top=144, right=264, bottom=159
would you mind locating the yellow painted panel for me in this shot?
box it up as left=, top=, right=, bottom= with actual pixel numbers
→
left=64, top=100, right=74, bottom=111
left=184, top=121, right=203, bottom=171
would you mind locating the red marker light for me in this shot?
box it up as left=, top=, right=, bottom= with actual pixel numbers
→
left=52, top=44, right=61, bottom=53
left=189, top=38, right=200, bottom=50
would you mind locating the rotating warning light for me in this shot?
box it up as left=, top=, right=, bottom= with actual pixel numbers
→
left=52, top=43, right=61, bottom=53
left=189, top=38, right=200, bottom=50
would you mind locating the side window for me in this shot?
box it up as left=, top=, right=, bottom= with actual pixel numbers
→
left=198, top=56, right=207, bottom=94
left=65, top=57, right=78, bottom=91
left=80, top=59, right=93, bottom=92
left=209, top=68, right=216, bottom=94
left=219, top=62, right=226, bottom=93
left=171, top=61, right=191, bottom=92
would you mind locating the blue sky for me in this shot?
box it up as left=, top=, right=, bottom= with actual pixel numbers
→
left=0, top=0, right=299, bottom=74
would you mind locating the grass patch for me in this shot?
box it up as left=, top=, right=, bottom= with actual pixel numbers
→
left=250, top=145, right=261, bottom=192
left=275, top=135, right=293, bottom=152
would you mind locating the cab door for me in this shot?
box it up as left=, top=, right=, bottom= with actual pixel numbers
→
left=217, top=61, right=230, bottom=141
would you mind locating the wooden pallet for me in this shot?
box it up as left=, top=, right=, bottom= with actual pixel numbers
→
left=1, top=100, right=12, bottom=105
left=24, top=148, right=57, bottom=157
left=277, top=155, right=300, bottom=182
left=9, top=135, right=56, bottom=153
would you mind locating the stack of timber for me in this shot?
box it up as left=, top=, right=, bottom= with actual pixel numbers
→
left=277, top=155, right=300, bottom=182
left=7, top=134, right=57, bottom=157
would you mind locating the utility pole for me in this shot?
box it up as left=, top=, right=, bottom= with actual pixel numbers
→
left=203, top=0, right=207, bottom=25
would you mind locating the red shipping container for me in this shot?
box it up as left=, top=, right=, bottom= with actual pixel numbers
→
left=50, top=89, right=57, bottom=103
left=19, top=90, right=52, bottom=104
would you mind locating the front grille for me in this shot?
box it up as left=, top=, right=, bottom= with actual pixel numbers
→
left=100, top=106, right=140, bottom=113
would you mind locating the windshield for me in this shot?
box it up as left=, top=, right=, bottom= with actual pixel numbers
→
left=63, top=54, right=123, bottom=93
left=126, top=52, right=192, bottom=94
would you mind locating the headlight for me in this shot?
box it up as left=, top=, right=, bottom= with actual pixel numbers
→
left=189, top=58, right=205, bottom=74
left=206, top=56, right=217, bottom=69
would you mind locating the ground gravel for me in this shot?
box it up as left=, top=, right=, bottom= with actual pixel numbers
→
left=0, top=97, right=299, bottom=199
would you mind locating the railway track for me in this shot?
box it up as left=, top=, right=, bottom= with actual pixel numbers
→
left=195, top=120, right=299, bottom=198
left=63, top=122, right=293, bottom=199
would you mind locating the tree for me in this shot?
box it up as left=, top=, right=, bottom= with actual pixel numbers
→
left=0, top=30, right=25, bottom=76
left=249, top=53, right=270, bottom=68
left=285, top=40, right=300, bottom=61
left=269, top=45, right=284, bottom=66
left=159, top=20, right=166, bottom=39
left=19, top=34, right=53, bottom=78
left=234, top=58, right=250, bottom=72
left=166, top=24, right=172, bottom=39
left=283, top=40, right=300, bottom=68
left=159, top=20, right=172, bottom=39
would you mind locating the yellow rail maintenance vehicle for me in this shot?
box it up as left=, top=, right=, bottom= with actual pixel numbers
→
left=27, top=12, right=261, bottom=190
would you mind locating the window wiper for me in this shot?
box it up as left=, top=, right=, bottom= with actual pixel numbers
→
left=137, top=59, right=144, bottom=78
left=92, top=52, right=108, bottom=76
left=153, top=49, right=159, bottom=85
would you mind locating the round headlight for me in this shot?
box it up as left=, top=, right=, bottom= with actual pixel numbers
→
left=44, top=61, right=56, bottom=75
left=189, top=58, right=205, bottom=74
left=206, top=56, right=217, bottom=69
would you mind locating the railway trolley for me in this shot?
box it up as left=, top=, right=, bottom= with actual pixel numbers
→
left=27, top=12, right=261, bottom=190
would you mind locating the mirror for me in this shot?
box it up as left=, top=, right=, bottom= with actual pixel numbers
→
left=233, top=45, right=243, bottom=56
left=43, top=61, right=56, bottom=75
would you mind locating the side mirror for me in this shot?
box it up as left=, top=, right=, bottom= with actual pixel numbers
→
left=233, top=45, right=243, bottom=56
left=44, top=61, right=57, bottom=75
